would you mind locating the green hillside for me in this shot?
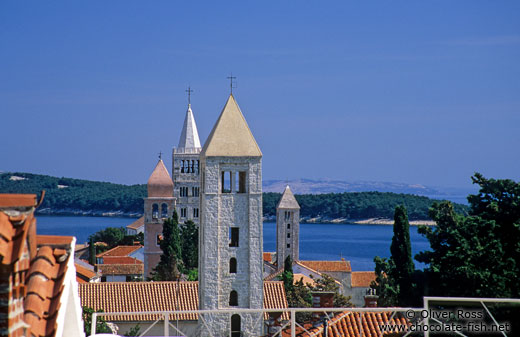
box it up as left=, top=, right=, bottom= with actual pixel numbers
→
left=0, top=172, right=468, bottom=220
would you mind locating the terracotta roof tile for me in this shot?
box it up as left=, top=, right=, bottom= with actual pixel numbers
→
left=263, top=252, right=274, bottom=263
left=126, top=216, right=144, bottom=230
left=351, top=271, right=377, bottom=288
left=97, top=263, right=143, bottom=275
left=75, top=262, right=96, bottom=283
left=36, top=235, right=74, bottom=246
left=96, top=245, right=143, bottom=258
left=0, top=211, right=36, bottom=265
left=78, top=281, right=288, bottom=322
left=25, top=241, right=72, bottom=337
left=299, top=259, right=351, bottom=273
left=102, top=256, right=143, bottom=265
left=296, top=311, right=410, bottom=337
left=0, top=193, right=37, bottom=207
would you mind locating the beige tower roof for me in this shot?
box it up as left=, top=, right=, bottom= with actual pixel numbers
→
left=147, top=159, right=174, bottom=197
left=201, top=94, right=262, bottom=157
left=276, top=185, right=300, bottom=209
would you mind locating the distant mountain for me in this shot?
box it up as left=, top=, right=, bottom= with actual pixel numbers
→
left=263, top=179, right=474, bottom=205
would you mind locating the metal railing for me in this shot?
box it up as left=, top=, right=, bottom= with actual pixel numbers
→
left=91, top=298, right=520, bottom=337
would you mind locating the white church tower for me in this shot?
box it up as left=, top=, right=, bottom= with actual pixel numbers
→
left=199, top=94, right=264, bottom=337
left=276, top=185, right=300, bottom=268
left=172, top=95, right=202, bottom=225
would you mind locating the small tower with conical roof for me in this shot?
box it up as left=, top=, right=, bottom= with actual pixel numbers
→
left=143, top=159, right=175, bottom=277
left=198, top=94, right=263, bottom=337
left=276, top=185, right=300, bottom=268
left=172, top=103, right=202, bottom=225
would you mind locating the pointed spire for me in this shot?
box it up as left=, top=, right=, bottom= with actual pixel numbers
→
left=178, top=104, right=201, bottom=150
left=277, top=185, right=300, bottom=209
left=201, top=94, right=262, bottom=157
left=147, top=159, right=174, bottom=197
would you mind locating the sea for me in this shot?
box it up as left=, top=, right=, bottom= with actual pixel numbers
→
left=35, top=215, right=430, bottom=271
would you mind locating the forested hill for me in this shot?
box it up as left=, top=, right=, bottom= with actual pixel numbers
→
left=0, top=172, right=468, bottom=220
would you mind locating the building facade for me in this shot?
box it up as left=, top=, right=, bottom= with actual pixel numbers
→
left=198, top=94, right=264, bottom=337
left=172, top=103, right=202, bottom=225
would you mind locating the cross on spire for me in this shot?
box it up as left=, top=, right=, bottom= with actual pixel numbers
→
left=227, top=73, right=237, bottom=94
left=158, top=151, right=162, bottom=160
left=186, top=86, right=193, bottom=105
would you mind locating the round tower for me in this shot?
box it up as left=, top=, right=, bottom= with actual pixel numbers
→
left=143, top=159, right=176, bottom=278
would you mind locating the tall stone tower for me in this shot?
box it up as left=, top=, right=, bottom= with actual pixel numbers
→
left=172, top=103, right=202, bottom=225
left=199, top=94, right=263, bottom=337
left=276, top=185, right=300, bottom=268
left=143, top=159, right=175, bottom=278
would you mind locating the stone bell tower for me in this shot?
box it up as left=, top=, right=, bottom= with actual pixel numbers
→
left=172, top=100, right=202, bottom=225
left=276, top=185, right=300, bottom=268
left=143, top=159, right=175, bottom=278
left=198, top=94, right=263, bottom=337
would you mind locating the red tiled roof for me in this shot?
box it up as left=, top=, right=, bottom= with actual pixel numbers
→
left=296, top=311, right=410, bottom=337
left=97, top=263, right=143, bottom=275
left=37, top=235, right=73, bottom=246
left=126, top=216, right=144, bottom=230
left=0, top=193, right=37, bottom=207
left=96, top=245, right=142, bottom=258
left=75, top=263, right=96, bottom=283
left=24, top=244, right=72, bottom=337
left=0, top=211, right=36, bottom=266
left=351, top=272, right=377, bottom=288
left=78, top=281, right=288, bottom=322
left=263, top=252, right=274, bottom=263
left=102, top=256, right=143, bottom=265
left=299, top=259, right=351, bottom=273
left=264, top=268, right=284, bottom=281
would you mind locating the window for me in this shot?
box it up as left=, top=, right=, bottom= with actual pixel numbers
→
left=195, top=160, right=200, bottom=174
left=192, top=187, right=199, bottom=197
left=180, top=160, right=185, bottom=173
left=231, top=314, right=241, bottom=337
left=287, top=233, right=291, bottom=238
left=161, top=203, right=168, bottom=218
left=229, top=290, right=238, bottom=306
left=287, top=223, right=291, bottom=229
left=287, top=243, right=290, bottom=248
left=190, top=160, right=194, bottom=173
left=238, top=171, right=246, bottom=193
left=285, top=211, right=291, bottom=221
left=222, top=171, right=231, bottom=193
left=229, top=227, right=239, bottom=247
left=181, top=208, right=187, bottom=218
left=180, top=187, right=190, bottom=197
left=193, top=208, right=199, bottom=218
left=229, top=258, right=237, bottom=273
left=152, top=204, right=159, bottom=219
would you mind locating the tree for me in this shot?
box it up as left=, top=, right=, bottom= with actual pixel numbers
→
left=389, top=205, right=415, bottom=306
left=180, top=220, right=198, bottom=270
left=150, top=211, right=183, bottom=281
left=281, top=255, right=294, bottom=294
left=82, top=306, right=111, bottom=335
left=416, top=173, right=520, bottom=298
left=372, top=205, right=415, bottom=306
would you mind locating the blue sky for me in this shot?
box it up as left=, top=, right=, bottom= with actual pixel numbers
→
left=1, top=1, right=519, bottom=189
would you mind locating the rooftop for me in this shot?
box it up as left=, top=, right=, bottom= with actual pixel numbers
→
left=201, top=94, right=262, bottom=157
left=96, top=245, right=143, bottom=258
left=277, top=185, right=300, bottom=209
left=351, top=271, right=377, bottom=288
left=298, top=259, right=352, bottom=273
left=147, top=159, right=174, bottom=198
left=126, top=216, right=144, bottom=230
left=78, top=281, right=288, bottom=321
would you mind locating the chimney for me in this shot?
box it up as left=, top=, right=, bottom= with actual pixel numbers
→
left=311, top=291, right=335, bottom=327
left=364, top=288, right=378, bottom=308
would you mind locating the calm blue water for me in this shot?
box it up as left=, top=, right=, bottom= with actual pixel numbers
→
left=36, top=216, right=429, bottom=271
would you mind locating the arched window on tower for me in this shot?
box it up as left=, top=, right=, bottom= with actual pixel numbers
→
left=229, top=257, right=237, bottom=273
left=180, top=160, right=185, bottom=173
left=152, top=204, right=159, bottom=219
left=161, top=203, right=168, bottom=218
left=231, top=314, right=241, bottom=337
left=190, top=160, right=194, bottom=173
left=229, top=290, right=238, bottom=306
